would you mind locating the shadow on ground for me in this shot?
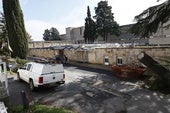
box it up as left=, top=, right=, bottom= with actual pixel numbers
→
left=8, top=64, right=170, bottom=113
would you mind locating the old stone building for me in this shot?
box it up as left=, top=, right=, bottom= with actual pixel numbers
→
left=60, top=23, right=170, bottom=45
left=60, top=24, right=148, bottom=44
left=60, top=26, right=85, bottom=42
left=149, top=20, right=170, bottom=45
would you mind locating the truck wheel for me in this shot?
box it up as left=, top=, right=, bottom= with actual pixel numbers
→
left=29, top=80, right=36, bottom=91
left=17, top=72, right=21, bottom=81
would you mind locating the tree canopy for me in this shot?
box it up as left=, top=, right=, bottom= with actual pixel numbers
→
left=0, top=13, right=11, bottom=56
left=131, top=0, right=170, bottom=38
left=3, top=0, right=28, bottom=59
left=43, top=27, right=61, bottom=41
left=94, top=1, right=120, bottom=42
left=84, top=6, right=96, bottom=43
left=0, top=13, right=7, bottom=42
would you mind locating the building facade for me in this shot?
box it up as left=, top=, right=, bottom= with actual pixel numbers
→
left=60, top=26, right=85, bottom=42
left=149, top=20, right=170, bottom=45
left=60, top=23, right=170, bottom=45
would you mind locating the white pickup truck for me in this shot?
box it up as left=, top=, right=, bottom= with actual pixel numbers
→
left=17, top=62, right=65, bottom=91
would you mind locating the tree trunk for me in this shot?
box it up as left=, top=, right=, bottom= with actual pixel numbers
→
left=138, top=52, right=170, bottom=90
left=138, top=52, right=170, bottom=77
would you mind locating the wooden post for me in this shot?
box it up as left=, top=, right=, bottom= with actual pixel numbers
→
left=21, top=91, right=29, bottom=113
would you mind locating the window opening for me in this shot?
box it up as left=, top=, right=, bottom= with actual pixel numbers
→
left=27, top=64, right=32, bottom=71
left=117, top=57, right=123, bottom=65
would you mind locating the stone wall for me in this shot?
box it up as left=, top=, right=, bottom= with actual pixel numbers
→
left=87, top=47, right=170, bottom=66
left=70, top=26, right=85, bottom=41
left=29, top=49, right=57, bottom=58
left=29, top=41, right=76, bottom=48
left=149, top=37, right=170, bottom=45
left=28, top=46, right=170, bottom=66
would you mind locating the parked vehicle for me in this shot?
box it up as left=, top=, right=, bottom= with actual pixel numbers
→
left=17, top=61, right=65, bottom=91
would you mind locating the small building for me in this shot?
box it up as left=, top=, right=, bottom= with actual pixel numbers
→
left=60, top=26, right=85, bottom=42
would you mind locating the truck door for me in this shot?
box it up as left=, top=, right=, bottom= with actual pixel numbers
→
left=25, top=64, right=32, bottom=82
left=20, top=64, right=32, bottom=82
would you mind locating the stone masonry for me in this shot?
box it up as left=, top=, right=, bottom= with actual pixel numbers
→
left=29, top=46, right=170, bottom=66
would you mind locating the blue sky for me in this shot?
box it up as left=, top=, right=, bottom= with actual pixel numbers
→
left=0, top=0, right=166, bottom=41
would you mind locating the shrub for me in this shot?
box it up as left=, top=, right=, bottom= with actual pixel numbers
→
left=15, top=57, right=28, bottom=65
left=11, top=105, right=74, bottom=113
left=11, top=106, right=23, bottom=113
left=11, top=58, right=28, bottom=73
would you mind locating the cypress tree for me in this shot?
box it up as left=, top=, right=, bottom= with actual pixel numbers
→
left=84, top=6, right=96, bottom=44
left=3, top=0, right=28, bottom=59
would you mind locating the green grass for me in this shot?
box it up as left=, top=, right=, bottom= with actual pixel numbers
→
left=11, top=105, right=74, bottom=113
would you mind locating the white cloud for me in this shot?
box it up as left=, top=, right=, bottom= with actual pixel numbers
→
left=109, top=0, right=166, bottom=25
left=25, top=1, right=89, bottom=41
left=25, top=20, right=51, bottom=41
left=58, top=2, right=87, bottom=27
left=25, top=0, right=167, bottom=41
left=20, top=0, right=29, bottom=6
left=25, top=20, right=67, bottom=41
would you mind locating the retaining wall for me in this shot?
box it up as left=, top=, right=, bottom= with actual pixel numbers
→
left=28, top=46, right=170, bottom=66
left=29, top=41, right=79, bottom=48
